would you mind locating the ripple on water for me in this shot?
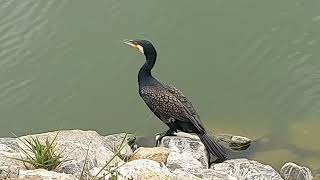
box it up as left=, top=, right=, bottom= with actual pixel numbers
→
left=0, top=0, right=61, bottom=68
left=0, top=0, right=65, bottom=108
left=313, top=15, right=320, bottom=22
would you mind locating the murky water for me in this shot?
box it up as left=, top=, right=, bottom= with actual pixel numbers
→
left=1, top=0, right=320, bottom=172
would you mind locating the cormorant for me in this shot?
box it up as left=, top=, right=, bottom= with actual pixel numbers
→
left=124, top=39, right=227, bottom=162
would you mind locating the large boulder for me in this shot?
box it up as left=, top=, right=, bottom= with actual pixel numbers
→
left=160, top=135, right=209, bottom=171
left=280, top=162, right=313, bottom=180
left=211, top=158, right=283, bottom=180
left=18, top=130, right=124, bottom=175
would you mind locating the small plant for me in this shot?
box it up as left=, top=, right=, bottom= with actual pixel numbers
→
left=12, top=132, right=67, bottom=171
left=79, top=134, right=129, bottom=180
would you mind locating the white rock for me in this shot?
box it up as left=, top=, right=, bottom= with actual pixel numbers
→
left=19, top=169, right=77, bottom=180
left=117, top=159, right=171, bottom=180
left=0, top=144, right=14, bottom=153
left=166, top=151, right=204, bottom=172
left=18, top=130, right=124, bottom=175
left=170, top=169, right=202, bottom=180
left=0, top=138, right=19, bottom=152
left=0, top=151, right=25, bottom=168
left=197, top=169, right=237, bottom=180
left=160, top=135, right=208, bottom=170
left=211, top=158, right=283, bottom=180
left=280, top=162, right=313, bottom=180
left=0, top=165, right=21, bottom=179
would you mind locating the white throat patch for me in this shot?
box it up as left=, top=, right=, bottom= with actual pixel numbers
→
left=137, top=45, right=144, bottom=54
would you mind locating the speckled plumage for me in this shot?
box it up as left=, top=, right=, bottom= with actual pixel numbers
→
left=125, top=39, right=227, bottom=162
left=140, top=85, right=205, bottom=132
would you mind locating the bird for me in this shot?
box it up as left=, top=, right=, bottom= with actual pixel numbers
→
left=123, top=39, right=227, bottom=162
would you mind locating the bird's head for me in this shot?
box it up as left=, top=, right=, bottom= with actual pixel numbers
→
left=123, top=39, right=156, bottom=57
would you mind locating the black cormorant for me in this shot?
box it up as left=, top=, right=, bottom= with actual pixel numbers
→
left=124, top=39, right=227, bottom=162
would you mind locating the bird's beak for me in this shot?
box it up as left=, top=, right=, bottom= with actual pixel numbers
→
left=123, top=39, right=138, bottom=49
left=123, top=39, right=144, bottom=54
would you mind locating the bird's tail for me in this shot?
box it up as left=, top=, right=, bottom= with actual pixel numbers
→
left=198, top=132, right=227, bottom=162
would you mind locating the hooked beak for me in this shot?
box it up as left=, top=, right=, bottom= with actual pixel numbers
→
left=123, top=39, right=144, bottom=54
left=123, top=39, right=138, bottom=48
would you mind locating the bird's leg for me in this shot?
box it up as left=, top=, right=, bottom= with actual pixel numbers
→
left=155, top=129, right=175, bottom=147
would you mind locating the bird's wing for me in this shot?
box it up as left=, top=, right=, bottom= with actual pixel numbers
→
left=162, top=83, right=199, bottom=117
left=140, top=86, right=205, bottom=132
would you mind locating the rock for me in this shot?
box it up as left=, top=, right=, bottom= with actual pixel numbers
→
left=170, top=169, right=202, bottom=180
left=18, top=130, right=124, bottom=175
left=160, top=135, right=209, bottom=170
left=0, top=151, right=25, bottom=168
left=0, top=138, right=19, bottom=152
left=0, top=165, right=21, bottom=179
left=0, top=144, right=15, bottom=153
left=104, top=133, right=135, bottom=160
left=170, top=166, right=237, bottom=180
left=280, top=162, right=313, bottom=180
left=19, top=169, right=77, bottom=180
left=166, top=151, right=205, bottom=172
left=117, top=159, right=171, bottom=180
left=14, top=177, right=42, bottom=180
left=89, top=167, right=110, bottom=179
left=130, top=147, right=170, bottom=164
left=230, top=136, right=251, bottom=150
left=211, top=158, right=283, bottom=180
left=215, top=133, right=251, bottom=150
left=195, top=169, right=237, bottom=180
left=133, top=136, right=157, bottom=150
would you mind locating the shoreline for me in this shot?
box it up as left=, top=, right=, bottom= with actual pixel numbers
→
left=0, top=129, right=316, bottom=180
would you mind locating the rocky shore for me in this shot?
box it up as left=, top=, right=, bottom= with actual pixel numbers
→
left=0, top=130, right=316, bottom=180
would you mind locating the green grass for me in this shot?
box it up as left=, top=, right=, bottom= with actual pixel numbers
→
left=12, top=131, right=68, bottom=171
left=79, top=133, right=129, bottom=180
left=9, top=131, right=132, bottom=180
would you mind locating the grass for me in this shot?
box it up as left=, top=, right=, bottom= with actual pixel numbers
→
left=79, top=133, right=129, bottom=180
left=12, top=131, right=68, bottom=171
left=8, top=132, right=131, bottom=180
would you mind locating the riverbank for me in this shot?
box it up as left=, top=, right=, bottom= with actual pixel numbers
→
left=0, top=130, right=316, bottom=179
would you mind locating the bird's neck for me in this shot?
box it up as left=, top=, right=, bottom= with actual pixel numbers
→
left=138, top=53, right=157, bottom=86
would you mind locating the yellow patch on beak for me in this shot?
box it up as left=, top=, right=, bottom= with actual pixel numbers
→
left=124, top=40, right=144, bottom=54
left=124, top=41, right=138, bottom=48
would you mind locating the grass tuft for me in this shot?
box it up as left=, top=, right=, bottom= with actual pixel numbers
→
left=12, top=131, right=68, bottom=171
left=79, top=133, right=129, bottom=180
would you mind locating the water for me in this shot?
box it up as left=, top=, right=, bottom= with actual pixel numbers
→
left=1, top=0, right=320, bottom=171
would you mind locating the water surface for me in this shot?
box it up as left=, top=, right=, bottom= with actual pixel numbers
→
left=1, top=0, right=320, bottom=172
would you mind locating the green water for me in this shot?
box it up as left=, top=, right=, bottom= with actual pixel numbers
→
left=1, top=0, right=320, bottom=171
